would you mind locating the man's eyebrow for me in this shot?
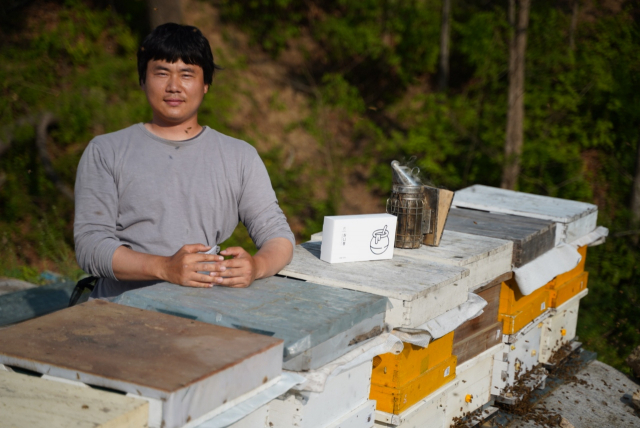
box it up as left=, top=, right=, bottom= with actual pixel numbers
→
left=179, top=66, right=196, bottom=72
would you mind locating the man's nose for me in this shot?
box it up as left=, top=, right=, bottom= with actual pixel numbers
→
left=166, top=74, right=181, bottom=92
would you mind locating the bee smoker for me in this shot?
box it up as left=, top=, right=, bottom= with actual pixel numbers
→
left=386, top=161, right=432, bottom=249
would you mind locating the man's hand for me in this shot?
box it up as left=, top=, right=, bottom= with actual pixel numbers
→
left=160, top=244, right=226, bottom=288
left=112, top=244, right=225, bottom=287
left=214, top=247, right=258, bottom=288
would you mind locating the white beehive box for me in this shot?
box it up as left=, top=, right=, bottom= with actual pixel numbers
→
left=224, top=405, right=270, bottom=428
left=452, top=185, right=598, bottom=245
left=491, top=315, right=548, bottom=396
left=311, top=230, right=512, bottom=292
left=326, top=400, right=376, bottom=428
left=281, top=241, right=469, bottom=328
left=539, top=289, right=588, bottom=364
left=268, top=361, right=373, bottom=428
left=443, top=344, right=502, bottom=427
left=373, top=379, right=454, bottom=427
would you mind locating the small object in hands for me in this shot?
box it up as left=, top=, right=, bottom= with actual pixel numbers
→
left=198, top=245, right=220, bottom=275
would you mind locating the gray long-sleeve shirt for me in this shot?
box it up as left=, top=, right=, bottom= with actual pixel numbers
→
left=74, top=124, right=295, bottom=298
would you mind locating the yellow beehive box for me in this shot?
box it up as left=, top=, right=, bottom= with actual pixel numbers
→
left=371, top=332, right=454, bottom=388
left=547, top=271, right=589, bottom=308
left=499, top=279, right=551, bottom=335
left=553, top=246, right=587, bottom=285
left=370, top=354, right=457, bottom=414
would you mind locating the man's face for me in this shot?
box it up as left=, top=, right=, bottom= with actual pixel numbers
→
left=141, top=59, right=209, bottom=126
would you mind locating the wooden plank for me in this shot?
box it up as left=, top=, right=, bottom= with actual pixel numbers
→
left=371, top=332, right=454, bottom=389
left=444, top=208, right=556, bottom=267
left=113, top=277, right=387, bottom=371
left=0, top=281, right=76, bottom=326
left=373, top=380, right=451, bottom=427
left=452, top=185, right=597, bottom=224
left=395, top=230, right=513, bottom=291
left=0, top=300, right=283, bottom=428
left=452, top=185, right=598, bottom=244
left=325, top=400, right=376, bottom=428
left=281, top=242, right=468, bottom=302
left=453, top=321, right=503, bottom=365
left=0, top=370, right=148, bottom=428
left=370, top=355, right=457, bottom=414
left=422, top=187, right=454, bottom=247
left=452, top=282, right=501, bottom=344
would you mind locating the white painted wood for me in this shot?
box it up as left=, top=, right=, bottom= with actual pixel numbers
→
left=269, top=361, right=373, bottom=428
left=452, top=185, right=598, bottom=244
left=539, top=289, right=587, bottom=364
left=502, top=309, right=553, bottom=344
left=326, top=400, right=376, bottom=428
left=0, top=369, right=148, bottom=428
left=373, top=380, right=455, bottom=427
left=308, top=231, right=512, bottom=292
left=226, top=405, right=269, bottom=428
left=492, top=322, right=544, bottom=395
left=281, top=241, right=469, bottom=328
left=444, top=344, right=502, bottom=427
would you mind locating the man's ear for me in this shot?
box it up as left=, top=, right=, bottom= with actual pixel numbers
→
left=204, top=84, right=209, bottom=94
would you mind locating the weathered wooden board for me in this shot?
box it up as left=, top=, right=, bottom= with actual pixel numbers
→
left=452, top=185, right=598, bottom=244
left=280, top=242, right=469, bottom=328
left=371, top=332, right=454, bottom=389
left=499, top=279, right=552, bottom=334
left=444, top=344, right=503, bottom=427
left=113, top=277, right=387, bottom=371
left=539, top=289, right=587, bottom=364
left=395, top=230, right=512, bottom=291
left=370, top=355, right=457, bottom=414
left=452, top=321, right=503, bottom=365
left=0, top=300, right=283, bottom=428
left=444, top=208, right=556, bottom=267
left=0, top=280, right=76, bottom=327
left=0, top=370, right=148, bottom=428
left=453, top=280, right=501, bottom=344
left=269, top=361, right=372, bottom=428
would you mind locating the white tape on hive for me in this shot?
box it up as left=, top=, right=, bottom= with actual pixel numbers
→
left=513, top=243, right=582, bottom=296
left=570, top=226, right=608, bottom=247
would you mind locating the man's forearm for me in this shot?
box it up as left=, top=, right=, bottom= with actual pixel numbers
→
left=111, top=246, right=168, bottom=281
left=252, top=237, right=294, bottom=279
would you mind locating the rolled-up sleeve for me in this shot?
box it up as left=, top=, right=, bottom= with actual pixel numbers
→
left=237, top=148, right=296, bottom=249
left=74, top=140, right=123, bottom=279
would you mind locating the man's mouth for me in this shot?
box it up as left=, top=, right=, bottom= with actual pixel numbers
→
left=164, top=99, right=184, bottom=107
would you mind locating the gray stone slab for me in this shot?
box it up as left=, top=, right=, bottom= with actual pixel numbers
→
left=113, top=276, right=388, bottom=370
left=506, top=360, right=640, bottom=428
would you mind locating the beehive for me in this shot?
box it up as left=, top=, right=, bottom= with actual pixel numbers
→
left=498, top=278, right=552, bottom=335
left=370, top=354, right=457, bottom=414
left=371, top=332, right=454, bottom=388
left=545, top=246, right=589, bottom=308
left=539, top=289, right=588, bottom=364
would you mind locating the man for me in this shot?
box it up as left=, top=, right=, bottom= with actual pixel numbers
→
left=74, top=23, right=295, bottom=299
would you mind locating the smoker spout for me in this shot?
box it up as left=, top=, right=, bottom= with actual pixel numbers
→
left=391, top=160, right=422, bottom=186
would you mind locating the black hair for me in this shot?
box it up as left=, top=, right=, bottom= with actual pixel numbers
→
left=137, top=23, right=221, bottom=86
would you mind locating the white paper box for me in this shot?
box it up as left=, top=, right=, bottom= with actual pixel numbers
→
left=321, top=214, right=398, bottom=263
left=269, top=360, right=373, bottom=428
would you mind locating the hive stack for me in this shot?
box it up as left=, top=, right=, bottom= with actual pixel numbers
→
left=0, top=300, right=284, bottom=428
left=115, top=276, right=388, bottom=428
left=451, top=185, right=601, bottom=404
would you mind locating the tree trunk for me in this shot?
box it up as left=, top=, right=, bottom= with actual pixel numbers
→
left=631, top=137, right=640, bottom=227
left=437, top=0, right=452, bottom=92
left=569, top=0, right=579, bottom=51
left=501, top=0, right=530, bottom=190
left=147, top=0, right=182, bottom=29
